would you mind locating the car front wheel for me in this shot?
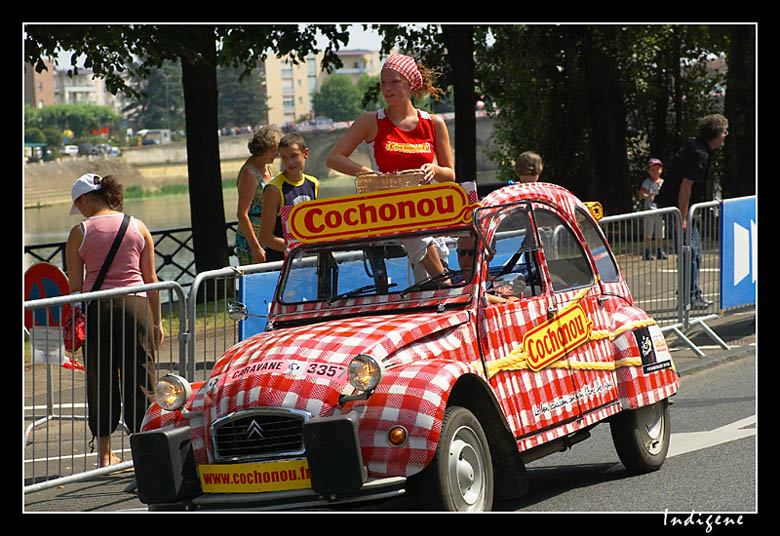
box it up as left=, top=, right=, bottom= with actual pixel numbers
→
left=610, top=399, right=671, bottom=474
left=409, top=406, right=494, bottom=511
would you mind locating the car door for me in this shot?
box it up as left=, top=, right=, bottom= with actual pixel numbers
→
left=476, top=203, right=582, bottom=443
left=567, top=207, right=624, bottom=420
left=531, top=205, right=619, bottom=421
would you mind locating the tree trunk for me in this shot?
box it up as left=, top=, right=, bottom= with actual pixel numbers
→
left=670, top=28, right=684, bottom=149
left=443, top=25, right=477, bottom=183
left=723, top=25, right=756, bottom=198
left=649, top=44, right=672, bottom=165
left=180, top=28, right=229, bottom=274
left=580, top=27, right=631, bottom=213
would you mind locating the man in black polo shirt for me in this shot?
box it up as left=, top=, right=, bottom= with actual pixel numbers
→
left=656, top=114, right=728, bottom=309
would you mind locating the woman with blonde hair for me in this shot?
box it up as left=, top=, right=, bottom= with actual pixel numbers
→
left=235, top=126, right=283, bottom=265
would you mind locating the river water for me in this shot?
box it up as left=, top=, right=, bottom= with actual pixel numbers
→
left=23, top=173, right=497, bottom=279
left=23, top=175, right=359, bottom=275
left=24, top=176, right=360, bottom=244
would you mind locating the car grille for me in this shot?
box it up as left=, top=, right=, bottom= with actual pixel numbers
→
left=211, top=408, right=310, bottom=462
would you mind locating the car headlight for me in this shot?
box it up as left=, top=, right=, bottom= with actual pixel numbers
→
left=347, top=354, right=382, bottom=392
left=155, top=374, right=192, bottom=411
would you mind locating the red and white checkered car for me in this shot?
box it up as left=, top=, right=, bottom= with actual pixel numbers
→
left=132, top=181, right=679, bottom=511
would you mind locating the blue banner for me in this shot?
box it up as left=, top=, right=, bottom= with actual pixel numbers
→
left=720, top=197, right=756, bottom=308
left=237, top=271, right=279, bottom=339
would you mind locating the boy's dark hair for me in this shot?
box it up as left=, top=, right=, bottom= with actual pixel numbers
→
left=279, top=132, right=307, bottom=151
left=515, top=151, right=543, bottom=176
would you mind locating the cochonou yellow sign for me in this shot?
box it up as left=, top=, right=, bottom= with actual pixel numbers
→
left=523, top=301, right=593, bottom=372
left=287, top=183, right=480, bottom=243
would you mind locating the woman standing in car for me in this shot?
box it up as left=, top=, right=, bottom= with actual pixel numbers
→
left=327, top=53, right=455, bottom=279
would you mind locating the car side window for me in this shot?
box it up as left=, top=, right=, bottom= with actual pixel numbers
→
left=534, top=208, right=594, bottom=292
left=488, top=205, right=543, bottom=297
left=575, top=209, right=620, bottom=283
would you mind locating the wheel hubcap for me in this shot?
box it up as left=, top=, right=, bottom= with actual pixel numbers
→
left=639, top=403, right=665, bottom=455
left=448, top=426, right=486, bottom=509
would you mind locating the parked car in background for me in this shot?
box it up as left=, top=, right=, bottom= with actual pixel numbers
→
left=77, top=143, right=97, bottom=156
left=61, top=145, right=78, bottom=156
left=138, top=129, right=172, bottom=145
left=94, top=143, right=120, bottom=156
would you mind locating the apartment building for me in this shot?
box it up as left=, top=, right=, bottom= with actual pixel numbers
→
left=263, top=49, right=389, bottom=126
left=53, top=67, right=133, bottom=112
left=24, top=60, right=131, bottom=118
left=24, top=60, right=56, bottom=109
left=25, top=48, right=390, bottom=129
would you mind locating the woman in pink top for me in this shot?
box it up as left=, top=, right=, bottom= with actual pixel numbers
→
left=65, top=174, right=163, bottom=468
left=327, top=54, right=455, bottom=278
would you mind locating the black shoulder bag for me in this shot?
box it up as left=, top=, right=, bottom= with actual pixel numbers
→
left=64, top=214, right=130, bottom=353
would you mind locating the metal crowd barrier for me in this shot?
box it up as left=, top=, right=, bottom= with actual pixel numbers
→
left=599, top=207, right=684, bottom=327
left=24, top=198, right=752, bottom=493
left=22, top=265, right=286, bottom=492
left=679, top=200, right=732, bottom=353
left=23, top=282, right=186, bottom=493
left=185, top=260, right=283, bottom=383
left=599, top=202, right=733, bottom=357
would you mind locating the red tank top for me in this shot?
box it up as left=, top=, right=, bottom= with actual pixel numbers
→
left=370, top=108, right=436, bottom=173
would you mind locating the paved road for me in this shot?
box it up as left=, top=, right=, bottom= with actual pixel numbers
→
left=503, top=352, right=756, bottom=512
left=23, top=310, right=756, bottom=513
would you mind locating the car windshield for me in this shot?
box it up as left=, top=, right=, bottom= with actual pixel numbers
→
left=277, top=228, right=478, bottom=305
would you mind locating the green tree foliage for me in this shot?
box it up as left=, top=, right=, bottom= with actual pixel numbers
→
left=477, top=24, right=746, bottom=214
left=123, top=60, right=269, bottom=132
left=25, top=102, right=119, bottom=138
left=311, top=73, right=363, bottom=121
left=217, top=64, right=269, bottom=130
left=24, top=126, right=46, bottom=144
left=124, top=61, right=185, bottom=132
left=356, top=73, right=383, bottom=112
left=721, top=25, right=755, bottom=199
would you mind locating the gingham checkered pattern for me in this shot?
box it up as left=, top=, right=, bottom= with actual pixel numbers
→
left=610, top=309, right=680, bottom=409
left=145, top=311, right=477, bottom=469
left=472, top=183, right=678, bottom=449
left=382, top=54, right=423, bottom=91
left=140, top=181, right=679, bottom=480
left=347, top=359, right=477, bottom=477
left=270, top=292, right=473, bottom=324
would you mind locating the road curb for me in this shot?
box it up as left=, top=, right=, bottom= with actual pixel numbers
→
left=676, top=341, right=756, bottom=377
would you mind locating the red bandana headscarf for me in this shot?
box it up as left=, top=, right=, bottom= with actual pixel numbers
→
left=382, top=54, right=423, bottom=92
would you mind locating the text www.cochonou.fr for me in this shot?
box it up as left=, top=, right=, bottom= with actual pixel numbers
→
left=201, top=465, right=311, bottom=487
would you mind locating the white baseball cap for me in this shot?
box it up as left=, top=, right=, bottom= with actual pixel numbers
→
left=70, top=173, right=102, bottom=214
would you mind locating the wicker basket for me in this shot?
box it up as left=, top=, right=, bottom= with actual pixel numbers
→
left=355, top=169, right=426, bottom=194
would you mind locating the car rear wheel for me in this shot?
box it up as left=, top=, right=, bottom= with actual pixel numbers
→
left=409, top=406, right=493, bottom=511
left=610, top=399, right=671, bottom=474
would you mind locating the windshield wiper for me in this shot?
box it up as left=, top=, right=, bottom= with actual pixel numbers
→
left=399, top=269, right=466, bottom=296
left=329, top=283, right=397, bottom=304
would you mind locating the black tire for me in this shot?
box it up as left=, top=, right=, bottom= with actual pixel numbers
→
left=409, top=406, right=494, bottom=511
left=610, top=399, right=671, bottom=474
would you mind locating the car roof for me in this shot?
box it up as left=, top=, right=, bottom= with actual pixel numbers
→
left=480, top=182, right=585, bottom=216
